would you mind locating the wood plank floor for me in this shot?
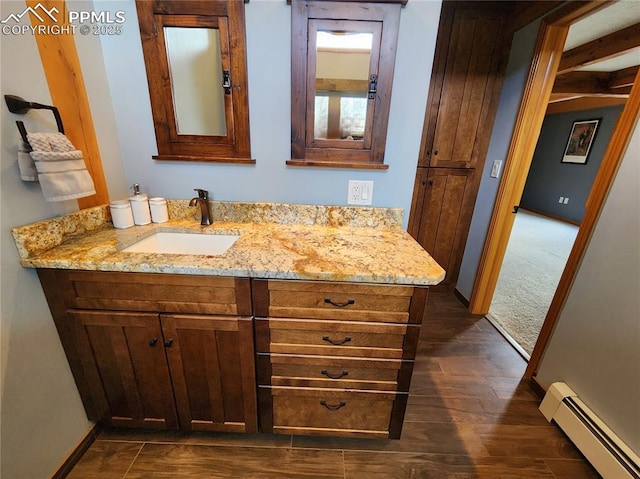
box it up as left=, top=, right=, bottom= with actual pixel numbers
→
left=65, top=292, right=601, bottom=478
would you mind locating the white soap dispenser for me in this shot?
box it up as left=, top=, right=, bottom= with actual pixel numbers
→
left=129, top=183, right=151, bottom=225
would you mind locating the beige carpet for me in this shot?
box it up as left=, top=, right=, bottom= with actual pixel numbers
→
left=489, top=210, right=579, bottom=356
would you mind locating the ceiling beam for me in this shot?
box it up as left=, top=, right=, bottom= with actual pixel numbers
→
left=510, top=1, right=564, bottom=32
left=609, top=65, right=639, bottom=89
left=549, top=90, right=630, bottom=103
left=553, top=71, right=610, bottom=94
left=546, top=96, right=627, bottom=116
left=558, top=22, right=640, bottom=74
left=544, top=0, right=613, bottom=27
left=553, top=70, right=635, bottom=96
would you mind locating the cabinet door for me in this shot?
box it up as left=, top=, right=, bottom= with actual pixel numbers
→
left=70, top=310, right=178, bottom=429
left=413, top=167, right=477, bottom=287
left=161, top=314, right=257, bottom=433
left=421, top=6, right=506, bottom=169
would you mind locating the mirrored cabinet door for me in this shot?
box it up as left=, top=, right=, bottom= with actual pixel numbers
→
left=289, top=0, right=403, bottom=169
left=136, top=0, right=253, bottom=163
left=307, top=21, right=380, bottom=150
left=164, top=25, right=228, bottom=137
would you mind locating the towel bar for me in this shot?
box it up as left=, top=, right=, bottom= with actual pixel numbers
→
left=4, top=94, right=65, bottom=149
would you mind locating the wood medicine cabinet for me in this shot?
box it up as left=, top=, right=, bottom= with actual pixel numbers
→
left=136, top=0, right=253, bottom=163
left=287, top=0, right=405, bottom=169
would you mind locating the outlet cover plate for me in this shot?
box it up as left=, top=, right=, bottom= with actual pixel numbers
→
left=348, top=180, right=374, bottom=205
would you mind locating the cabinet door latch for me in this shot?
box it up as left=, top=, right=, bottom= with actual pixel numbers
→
left=368, top=74, right=378, bottom=99
left=222, top=70, right=231, bottom=94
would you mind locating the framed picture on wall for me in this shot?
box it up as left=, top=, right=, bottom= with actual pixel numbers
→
left=561, top=119, right=600, bottom=164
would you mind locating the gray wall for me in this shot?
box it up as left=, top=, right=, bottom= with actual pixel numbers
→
left=0, top=1, right=128, bottom=477
left=536, top=118, right=640, bottom=454
left=456, top=19, right=540, bottom=300
left=520, top=105, right=624, bottom=224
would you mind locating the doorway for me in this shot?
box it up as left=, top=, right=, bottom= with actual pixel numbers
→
left=488, top=210, right=578, bottom=358
left=468, top=1, right=640, bottom=376
left=487, top=98, right=627, bottom=358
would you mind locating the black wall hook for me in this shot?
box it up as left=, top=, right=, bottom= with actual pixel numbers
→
left=4, top=94, right=65, bottom=148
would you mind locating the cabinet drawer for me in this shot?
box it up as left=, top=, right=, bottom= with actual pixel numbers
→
left=253, top=280, right=416, bottom=323
left=256, top=318, right=406, bottom=358
left=60, top=270, right=251, bottom=315
left=270, top=387, right=395, bottom=438
left=257, top=354, right=401, bottom=391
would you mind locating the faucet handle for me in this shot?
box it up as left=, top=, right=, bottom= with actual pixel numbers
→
left=194, top=188, right=209, bottom=200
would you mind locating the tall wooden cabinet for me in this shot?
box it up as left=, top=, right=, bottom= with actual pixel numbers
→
left=409, top=1, right=511, bottom=288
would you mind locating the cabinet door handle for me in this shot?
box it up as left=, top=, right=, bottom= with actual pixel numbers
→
left=164, top=338, right=174, bottom=348
left=321, top=369, right=349, bottom=379
left=324, top=298, right=355, bottom=308
left=320, top=401, right=346, bottom=411
left=148, top=337, right=158, bottom=347
left=322, top=336, right=351, bottom=346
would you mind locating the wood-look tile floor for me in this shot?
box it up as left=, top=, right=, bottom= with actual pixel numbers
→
left=66, top=292, right=601, bottom=478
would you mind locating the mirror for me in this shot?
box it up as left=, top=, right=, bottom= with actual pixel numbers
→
left=136, top=0, right=253, bottom=163
left=313, top=30, right=373, bottom=141
left=289, top=0, right=403, bottom=169
left=164, top=27, right=227, bottom=136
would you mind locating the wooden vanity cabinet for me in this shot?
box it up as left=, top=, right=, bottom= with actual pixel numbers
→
left=37, top=269, right=257, bottom=433
left=39, top=270, right=429, bottom=439
left=252, top=279, right=428, bottom=439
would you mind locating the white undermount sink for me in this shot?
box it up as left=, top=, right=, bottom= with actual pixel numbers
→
left=122, top=232, right=239, bottom=255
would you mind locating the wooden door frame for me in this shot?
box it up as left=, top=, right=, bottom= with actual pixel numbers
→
left=467, top=1, right=639, bottom=378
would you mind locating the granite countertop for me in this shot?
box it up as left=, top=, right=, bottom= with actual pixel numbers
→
left=12, top=200, right=445, bottom=286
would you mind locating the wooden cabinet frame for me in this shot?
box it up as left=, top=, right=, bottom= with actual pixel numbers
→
left=136, top=0, right=253, bottom=163
left=287, top=0, right=401, bottom=169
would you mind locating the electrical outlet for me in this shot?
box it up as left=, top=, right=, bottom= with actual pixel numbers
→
left=348, top=180, right=374, bottom=205
left=559, top=196, right=564, bottom=203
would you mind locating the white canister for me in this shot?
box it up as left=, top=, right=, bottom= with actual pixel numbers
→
left=149, top=197, right=169, bottom=223
left=109, top=200, right=134, bottom=229
left=129, top=194, right=152, bottom=225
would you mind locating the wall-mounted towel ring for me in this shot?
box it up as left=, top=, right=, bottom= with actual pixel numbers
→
left=4, top=94, right=65, bottom=149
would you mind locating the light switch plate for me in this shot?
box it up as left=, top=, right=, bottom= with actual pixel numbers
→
left=348, top=180, right=374, bottom=205
left=490, top=160, right=502, bottom=178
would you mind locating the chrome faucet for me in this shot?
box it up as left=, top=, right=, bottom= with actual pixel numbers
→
left=189, top=188, right=212, bottom=226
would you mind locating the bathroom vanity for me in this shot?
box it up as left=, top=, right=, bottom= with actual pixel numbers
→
left=12, top=201, right=444, bottom=439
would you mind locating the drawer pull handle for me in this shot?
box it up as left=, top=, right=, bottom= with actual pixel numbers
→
left=321, top=369, right=349, bottom=379
left=320, top=401, right=346, bottom=411
left=148, top=337, right=158, bottom=347
left=324, top=298, right=355, bottom=308
left=322, top=335, right=351, bottom=346
left=164, top=338, right=174, bottom=348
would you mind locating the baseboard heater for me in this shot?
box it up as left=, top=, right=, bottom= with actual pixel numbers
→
left=540, top=382, right=640, bottom=479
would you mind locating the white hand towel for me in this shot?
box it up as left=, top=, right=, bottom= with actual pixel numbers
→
left=18, top=140, right=38, bottom=181
left=28, top=132, right=96, bottom=202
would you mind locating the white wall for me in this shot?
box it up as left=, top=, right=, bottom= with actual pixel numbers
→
left=98, top=0, right=442, bottom=224
left=536, top=118, right=640, bottom=454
